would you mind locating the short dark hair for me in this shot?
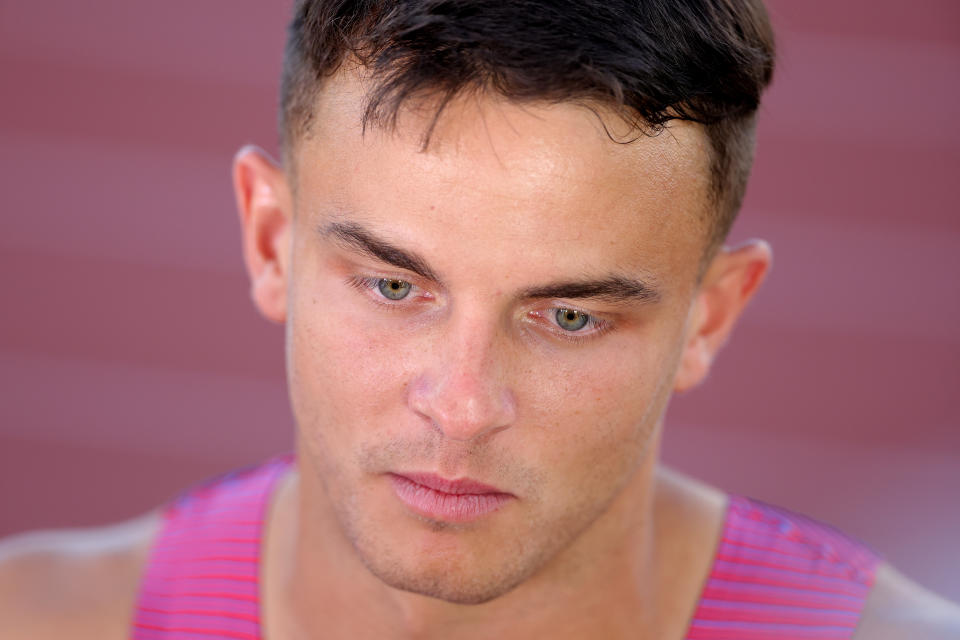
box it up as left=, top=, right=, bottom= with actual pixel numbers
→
left=280, top=0, right=775, bottom=254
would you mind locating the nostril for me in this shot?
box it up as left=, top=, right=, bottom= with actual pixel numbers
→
left=406, top=373, right=435, bottom=420
left=405, top=370, right=515, bottom=441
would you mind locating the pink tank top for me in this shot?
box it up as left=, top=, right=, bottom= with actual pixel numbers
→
left=131, top=453, right=879, bottom=639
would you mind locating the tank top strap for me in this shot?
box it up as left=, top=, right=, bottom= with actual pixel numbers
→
left=684, top=494, right=881, bottom=640
left=130, top=452, right=295, bottom=640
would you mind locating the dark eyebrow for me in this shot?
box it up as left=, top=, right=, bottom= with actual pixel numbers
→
left=319, top=220, right=658, bottom=304
left=520, top=275, right=661, bottom=304
left=319, top=221, right=441, bottom=282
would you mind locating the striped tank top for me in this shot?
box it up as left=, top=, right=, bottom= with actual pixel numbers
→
left=131, top=453, right=880, bottom=639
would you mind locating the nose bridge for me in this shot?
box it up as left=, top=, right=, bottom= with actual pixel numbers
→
left=409, top=305, right=516, bottom=441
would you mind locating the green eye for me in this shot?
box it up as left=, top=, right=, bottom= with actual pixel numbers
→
left=555, top=308, right=589, bottom=331
left=377, top=278, right=412, bottom=300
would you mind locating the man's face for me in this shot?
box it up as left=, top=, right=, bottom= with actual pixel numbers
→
left=283, top=73, right=712, bottom=604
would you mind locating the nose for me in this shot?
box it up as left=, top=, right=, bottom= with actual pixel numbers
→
left=407, top=315, right=517, bottom=442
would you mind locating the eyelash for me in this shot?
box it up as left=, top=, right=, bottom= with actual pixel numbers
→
left=345, top=275, right=613, bottom=343
left=346, top=275, right=427, bottom=309
left=527, top=308, right=612, bottom=344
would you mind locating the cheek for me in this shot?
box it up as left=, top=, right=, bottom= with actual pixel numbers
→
left=517, top=338, right=667, bottom=480
left=287, top=284, right=422, bottom=444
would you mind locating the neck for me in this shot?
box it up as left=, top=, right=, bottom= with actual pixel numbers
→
left=263, top=434, right=723, bottom=640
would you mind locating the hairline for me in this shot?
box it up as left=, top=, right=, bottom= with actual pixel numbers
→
left=283, top=75, right=731, bottom=277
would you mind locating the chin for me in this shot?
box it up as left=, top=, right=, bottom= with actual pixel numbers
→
left=361, top=555, right=528, bottom=605
left=343, top=512, right=541, bottom=605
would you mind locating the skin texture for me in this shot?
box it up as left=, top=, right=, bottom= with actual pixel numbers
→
left=235, top=69, right=771, bottom=638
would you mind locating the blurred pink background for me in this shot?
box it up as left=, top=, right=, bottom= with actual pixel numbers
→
left=1, top=0, right=957, bottom=600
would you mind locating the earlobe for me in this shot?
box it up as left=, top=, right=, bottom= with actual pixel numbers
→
left=232, top=145, right=292, bottom=324
left=673, top=240, right=772, bottom=393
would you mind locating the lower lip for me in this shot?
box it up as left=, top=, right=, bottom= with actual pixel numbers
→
left=388, top=474, right=514, bottom=523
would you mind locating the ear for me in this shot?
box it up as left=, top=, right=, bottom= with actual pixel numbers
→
left=232, top=145, right=292, bottom=324
left=673, top=240, right=772, bottom=393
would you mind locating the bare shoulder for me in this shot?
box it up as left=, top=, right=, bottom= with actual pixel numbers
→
left=0, top=510, right=163, bottom=640
left=854, top=561, right=960, bottom=640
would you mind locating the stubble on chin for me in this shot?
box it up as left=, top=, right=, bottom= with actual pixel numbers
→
left=312, top=438, right=633, bottom=606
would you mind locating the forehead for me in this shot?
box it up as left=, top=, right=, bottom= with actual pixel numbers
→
left=292, top=71, right=713, bottom=289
